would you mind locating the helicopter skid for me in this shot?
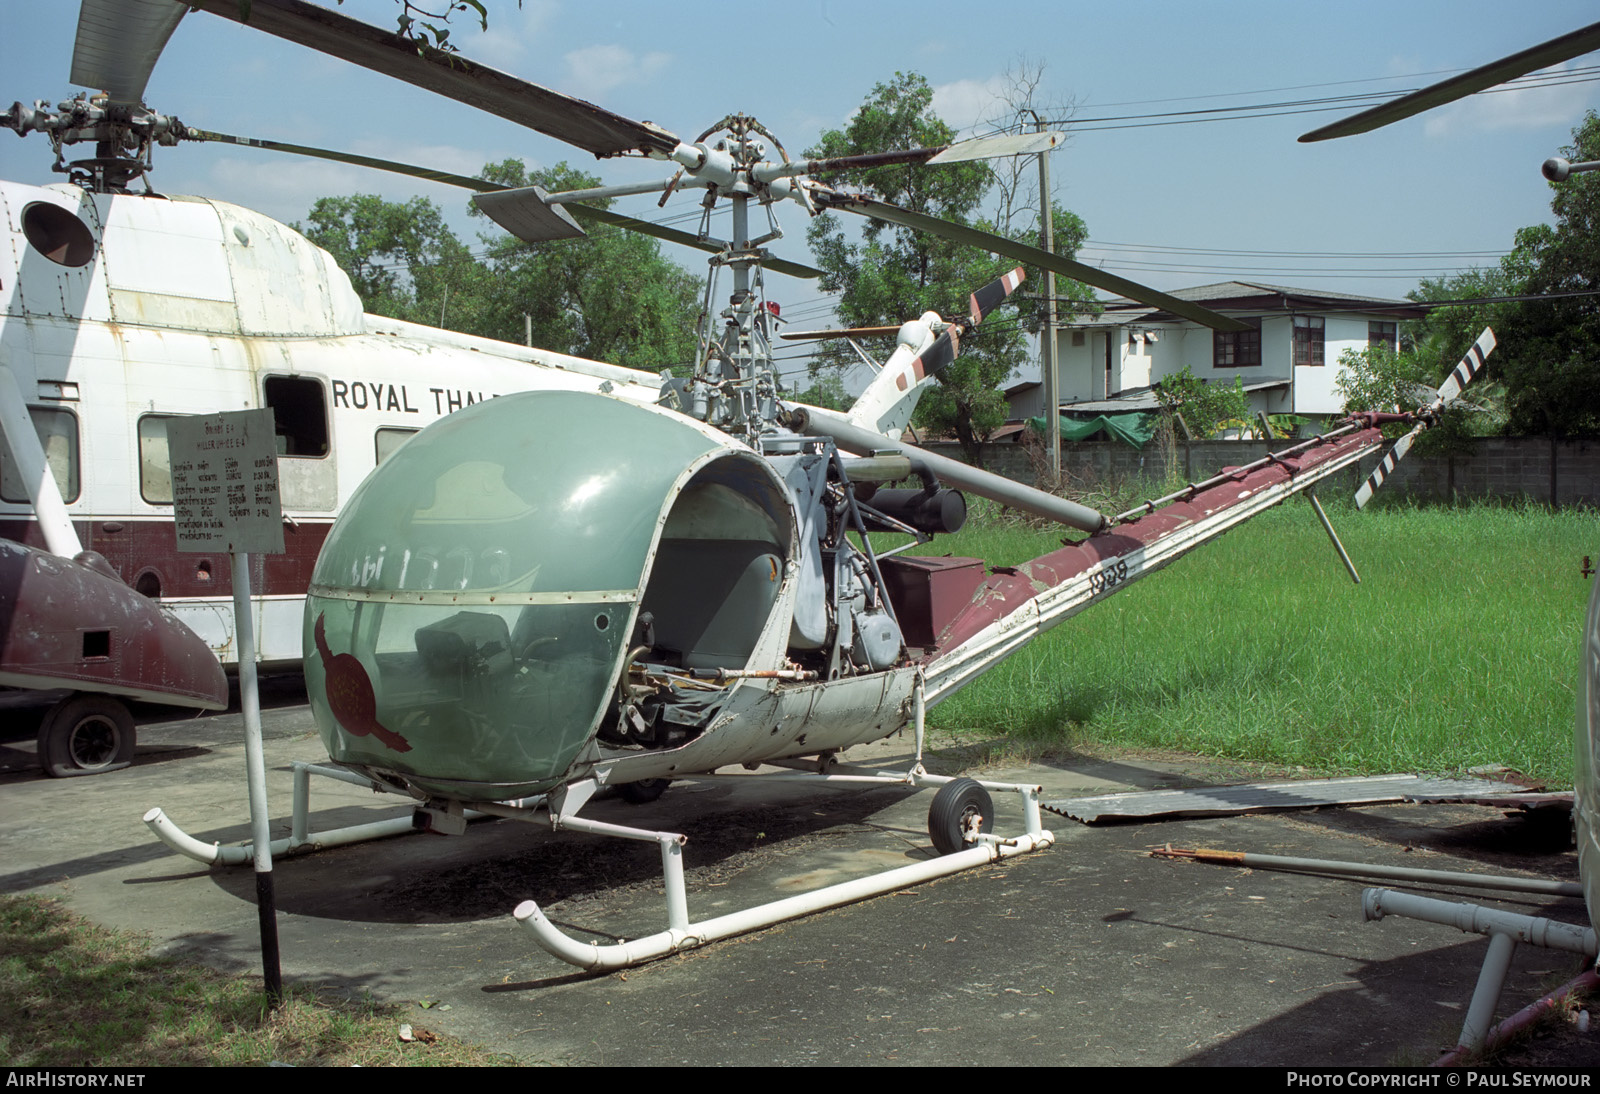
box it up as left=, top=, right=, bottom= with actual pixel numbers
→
left=143, top=761, right=523, bottom=866
left=507, top=769, right=1053, bottom=972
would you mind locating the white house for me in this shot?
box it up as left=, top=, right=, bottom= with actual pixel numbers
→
left=1008, top=281, right=1423, bottom=426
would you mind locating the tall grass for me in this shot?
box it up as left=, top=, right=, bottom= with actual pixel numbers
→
left=921, top=497, right=1594, bottom=785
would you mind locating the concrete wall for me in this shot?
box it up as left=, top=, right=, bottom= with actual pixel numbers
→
left=922, top=434, right=1600, bottom=509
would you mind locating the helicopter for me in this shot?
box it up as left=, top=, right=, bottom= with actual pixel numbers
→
left=5, top=0, right=1503, bottom=970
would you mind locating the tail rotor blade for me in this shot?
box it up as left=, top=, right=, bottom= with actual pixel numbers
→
left=1355, top=426, right=1420, bottom=509
left=1435, top=327, right=1497, bottom=406
left=968, top=267, right=1026, bottom=324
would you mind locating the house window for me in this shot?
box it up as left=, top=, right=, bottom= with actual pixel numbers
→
left=1369, top=321, right=1398, bottom=352
left=1214, top=322, right=1261, bottom=368
left=1293, top=316, right=1325, bottom=367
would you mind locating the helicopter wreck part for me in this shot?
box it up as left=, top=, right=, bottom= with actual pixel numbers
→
left=510, top=771, right=1052, bottom=972
left=1153, top=846, right=1583, bottom=899
left=143, top=761, right=520, bottom=866
left=304, top=389, right=796, bottom=801
left=1299, top=20, right=1600, bottom=143
left=1305, top=490, right=1361, bottom=584
left=920, top=425, right=1386, bottom=704
left=857, top=488, right=967, bottom=538
left=70, top=0, right=185, bottom=105
left=37, top=693, right=135, bottom=777
left=1435, top=968, right=1600, bottom=1068
left=181, top=0, right=680, bottom=159
left=0, top=538, right=228, bottom=710
left=811, top=189, right=1250, bottom=334
left=1543, top=156, right=1600, bottom=181
left=797, top=406, right=1108, bottom=534
left=1362, top=887, right=1598, bottom=1055
left=1354, top=327, right=1496, bottom=508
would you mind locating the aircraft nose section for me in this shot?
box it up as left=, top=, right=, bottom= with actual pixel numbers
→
left=302, top=389, right=728, bottom=801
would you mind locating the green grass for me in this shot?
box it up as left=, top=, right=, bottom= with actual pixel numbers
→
left=919, top=497, right=1594, bottom=785
left=0, top=894, right=515, bottom=1067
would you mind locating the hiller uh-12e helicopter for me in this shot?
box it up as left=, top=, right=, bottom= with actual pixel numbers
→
left=6, top=0, right=1507, bottom=969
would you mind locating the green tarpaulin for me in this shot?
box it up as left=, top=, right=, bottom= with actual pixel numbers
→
left=1026, top=412, right=1157, bottom=449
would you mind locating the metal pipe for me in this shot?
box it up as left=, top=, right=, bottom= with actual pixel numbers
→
left=797, top=407, right=1107, bottom=533
left=1364, top=888, right=1597, bottom=1053
left=1363, top=888, right=1596, bottom=954
left=1156, top=846, right=1582, bottom=898
left=0, top=363, right=83, bottom=558
left=1306, top=490, right=1361, bottom=584
left=514, top=829, right=1054, bottom=971
left=144, top=805, right=420, bottom=865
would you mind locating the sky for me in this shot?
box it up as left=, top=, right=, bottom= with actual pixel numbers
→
left=5, top=1, right=1597, bottom=364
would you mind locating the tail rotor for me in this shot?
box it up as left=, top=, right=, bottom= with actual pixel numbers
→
left=1353, top=327, right=1496, bottom=508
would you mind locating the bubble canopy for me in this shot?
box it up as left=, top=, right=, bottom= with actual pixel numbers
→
left=303, top=390, right=793, bottom=800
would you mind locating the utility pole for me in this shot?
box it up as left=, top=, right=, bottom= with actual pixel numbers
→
left=1032, top=111, right=1061, bottom=481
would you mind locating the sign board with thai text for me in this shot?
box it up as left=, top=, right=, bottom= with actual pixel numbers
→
left=168, top=409, right=285, bottom=555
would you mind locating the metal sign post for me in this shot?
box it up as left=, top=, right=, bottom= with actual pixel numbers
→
left=168, top=409, right=286, bottom=1002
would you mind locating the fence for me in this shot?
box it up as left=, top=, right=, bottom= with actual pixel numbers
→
left=918, top=435, right=1600, bottom=509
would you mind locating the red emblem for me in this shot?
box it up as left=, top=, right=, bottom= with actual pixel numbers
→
left=313, top=613, right=411, bottom=753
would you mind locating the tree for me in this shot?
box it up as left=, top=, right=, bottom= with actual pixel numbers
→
left=1494, top=112, right=1600, bottom=435
left=1406, top=111, right=1600, bottom=437
left=804, top=73, right=1032, bottom=465
left=299, top=194, right=486, bottom=331
left=1152, top=366, right=1250, bottom=438
left=298, top=164, right=704, bottom=372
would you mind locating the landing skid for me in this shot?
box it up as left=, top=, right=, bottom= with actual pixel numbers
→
left=143, top=757, right=1054, bottom=970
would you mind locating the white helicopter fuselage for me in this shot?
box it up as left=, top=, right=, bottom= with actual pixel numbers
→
left=0, top=178, right=662, bottom=669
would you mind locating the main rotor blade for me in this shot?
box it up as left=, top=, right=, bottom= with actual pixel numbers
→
left=185, top=0, right=680, bottom=158
left=70, top=0, right=187, bottom=105
left=185, top=129, right=822, bottom=278
left=185, top=128, right=502, bottom=191
left=816, top=192, right=1249, bottom=332
left=779, top=325, right=903, bottom=341
left=1299, top=21, right=1600, bottom=142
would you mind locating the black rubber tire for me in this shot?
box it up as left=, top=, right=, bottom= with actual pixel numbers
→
left=928, top=777, right=994, bottom=855
left=618, top=778, right=670, bottom=804
left=37, top=695, right=136, bottom=778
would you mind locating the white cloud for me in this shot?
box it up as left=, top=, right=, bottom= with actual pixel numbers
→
left=561, top=45, right=672, bottom=103
left=931, top=76, right=1007, bottom=136
left=471, top=1, right=559, bottom=73
left=1422, top=63, right=1593, bottom=137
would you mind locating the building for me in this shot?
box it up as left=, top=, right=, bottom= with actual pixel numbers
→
left=1008, top=282, right=1424, bottom=428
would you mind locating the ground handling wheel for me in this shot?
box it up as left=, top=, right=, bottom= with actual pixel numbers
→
left=618, top=778, right=670, bottom=804
left=928, top=777, right=994, bottom=855
left=37, top=694, right=136, bottom=777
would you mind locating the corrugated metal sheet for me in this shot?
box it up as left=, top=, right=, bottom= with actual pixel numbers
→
left=1047, top=774, right=1542, bottom=824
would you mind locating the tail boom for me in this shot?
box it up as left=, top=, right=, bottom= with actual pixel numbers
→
left=918, top=425, right=1386, bottom=704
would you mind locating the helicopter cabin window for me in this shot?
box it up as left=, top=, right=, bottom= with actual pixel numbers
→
left=1213, top=322, right=1261, bottom=368
left=0, top=407, right=80, bottom=504
left=375, top=427, right=419, bottom=466
left=1369, top=321, right=1398, bottom=352
left=263, top=376, right=329, bottom=458
left=1293, top=316, right=1325, bottom=367
left=137, top=414, right=184, bottom=504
